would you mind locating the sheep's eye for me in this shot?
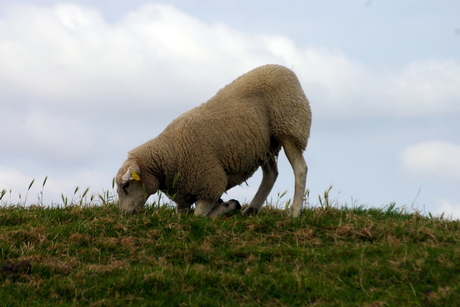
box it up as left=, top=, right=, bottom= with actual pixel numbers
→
left=122, top=182, right=129, bottom=194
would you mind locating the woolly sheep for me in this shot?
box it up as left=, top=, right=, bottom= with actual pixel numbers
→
left=116, top=64, right=312, bottom=217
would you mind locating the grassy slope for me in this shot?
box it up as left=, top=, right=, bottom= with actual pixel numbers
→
left=1, top=203, right=459, bottom=306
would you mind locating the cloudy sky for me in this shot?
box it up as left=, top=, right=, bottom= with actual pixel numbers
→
left=1, top=0, right=459, bottom=218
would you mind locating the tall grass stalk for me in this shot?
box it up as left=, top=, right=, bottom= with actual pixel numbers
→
left=37, top=176, right=48, bottom=206
left=0, top=189, right=6, bottom=202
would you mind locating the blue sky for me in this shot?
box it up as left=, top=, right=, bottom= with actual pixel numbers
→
left=1, top=1, right=459, bottom=218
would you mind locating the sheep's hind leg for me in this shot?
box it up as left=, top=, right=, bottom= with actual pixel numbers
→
left=282, top=140, right=307, bottom=218
left=243, top=157, right=278, bottom=215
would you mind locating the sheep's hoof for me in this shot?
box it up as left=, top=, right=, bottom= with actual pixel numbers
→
left=225, top=199, right=241, bottom=211
left=243, top=207, right=259, bottom=215
left=232, top=199, right=241, bottom=210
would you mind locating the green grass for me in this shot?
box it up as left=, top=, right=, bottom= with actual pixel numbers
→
left=1, top=199, right=460, bottom=306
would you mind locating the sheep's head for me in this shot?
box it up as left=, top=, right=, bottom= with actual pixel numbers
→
left=116, top=160, right=153, bottom=213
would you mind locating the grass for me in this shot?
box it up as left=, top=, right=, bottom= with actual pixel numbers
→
left=1, top=187, right=460, bottom=306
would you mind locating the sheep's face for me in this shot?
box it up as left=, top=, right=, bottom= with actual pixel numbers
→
left=116, top=161, right=149, bottom=214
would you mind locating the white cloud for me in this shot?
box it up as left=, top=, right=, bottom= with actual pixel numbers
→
left=400, top=141, right=460, bottom=184
left=1, top=3, right=459, bottom=121
left=388, top=60, right=460, bottom=117
left=433, top=198, right=460, bottom=221
left=0, top=108, right=95, bottom=166
left=0, top=2, right=459, bottom=215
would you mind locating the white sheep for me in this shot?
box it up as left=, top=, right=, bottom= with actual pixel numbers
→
left=116, top=64, right=312, bottom=217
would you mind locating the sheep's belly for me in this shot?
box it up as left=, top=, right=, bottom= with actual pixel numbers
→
left=225, top=170, right=257, bottom=190
left=224, top=138, right=280, bottom=190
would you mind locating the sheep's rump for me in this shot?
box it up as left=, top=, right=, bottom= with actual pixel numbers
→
left=161, top=64, right=311, bottom=193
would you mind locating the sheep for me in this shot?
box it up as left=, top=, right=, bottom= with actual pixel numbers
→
left=116, top=64, right=312, bottom=217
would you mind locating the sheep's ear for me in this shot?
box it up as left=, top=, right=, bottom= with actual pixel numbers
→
left=121, top=164, right=141, bottom=182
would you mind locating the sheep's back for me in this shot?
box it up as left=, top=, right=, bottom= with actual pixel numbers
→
left=157, top=64, right=310, bottom=198
left=215, top=64, right=311, bottom=150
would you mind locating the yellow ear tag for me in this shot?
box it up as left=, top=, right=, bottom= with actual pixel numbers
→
left=131, top=169, right=141, bottom=181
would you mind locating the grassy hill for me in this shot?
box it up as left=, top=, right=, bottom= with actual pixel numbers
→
left=1, top=200, right=459, bottom=306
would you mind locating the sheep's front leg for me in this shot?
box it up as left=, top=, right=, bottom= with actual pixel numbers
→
left=243, top=157, right=278, bottom=215
left=282, top=140, right=307, bottom=218
left=194, top=200, right=215, bottom=216
left=176, top=203, right=192, bottom=214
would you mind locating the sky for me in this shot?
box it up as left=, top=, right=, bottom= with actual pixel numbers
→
left=1, top=0, right=459, bottom=219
